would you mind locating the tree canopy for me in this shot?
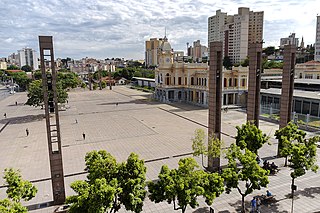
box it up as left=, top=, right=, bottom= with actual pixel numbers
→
left=223, top=56, right=232, bottom=69
left=21, top=65, right=32, bottom=72
left=148, top=157, right=224, bottom=213
left=7, top=71, right=30, bottom=91
left=0, top=168, right=38, bottom=213
left=223, top=144, right=269, bottom=212
left=26, top=80, right=68, bottom=107
left=275, top=122, right=306, bottom=166
left=191, top=129, right=223, bottom=169
left=235, top=122, right=269, bottom=154
left=66, top=151, right=147, bottom=213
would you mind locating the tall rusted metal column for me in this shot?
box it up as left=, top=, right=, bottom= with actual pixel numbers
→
left=247, top=43, right=263, bottom=127
left=278, top=45, right=296, bottom=155
left=39, top=36, right=66, bottom=205
left=208, top=41, right=222, bottom=171
left=108, top=63, right=112, bottom=90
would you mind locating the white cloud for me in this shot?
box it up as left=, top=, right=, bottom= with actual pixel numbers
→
left=0, top=0, right=319, bottom=59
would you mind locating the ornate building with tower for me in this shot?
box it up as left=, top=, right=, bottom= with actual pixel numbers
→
left=154, top=37, right=248, bottom=107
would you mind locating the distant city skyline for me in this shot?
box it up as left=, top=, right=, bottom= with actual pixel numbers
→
left=0, top=0, right=319, bottom=60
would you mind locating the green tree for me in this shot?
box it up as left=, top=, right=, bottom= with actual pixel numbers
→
left=81, top=82, right=87, bottom=89
left=0, top=168, right=38, bottom=213
left=57, top=72, right=80, bottom=89
left=223, top=56, right=232, bottom=69
left=262, top=46, right=275, bottom=56
left=148, top=158, right=224, bottom=213
left=67, top=151, right=147, bottom=213
left=26, top=80, right=68, bottom=107
left=240, top=57, right=249, bottom=67
left=287, top=133, right=319, bottom=199
left=93, top=83, right=98, bottom=90
left=235, top=122, right=269, bottom=154
left=21, top=65, right=32, bottom=72
left=101, top=81, right=106, bottom=89
left=275, top=122, right=305, bottom=166
left=7, top=71, right=31, bottom=91
left=191, top=129, right=223, bottom=169
left=223, top=144, right=269, bottom=213
left=7, top=65, right=19, bottom=70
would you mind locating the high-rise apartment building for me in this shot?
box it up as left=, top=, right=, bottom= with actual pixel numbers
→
left=208, top=7, right=264, bottom=64
left=315, top=16, right=320, bottom=62
left=187, top=40, right=208, bottom=62
left=17, top=47, right=38, bottom=70
left=145, top=38, right=164, bottom=67
left=280, top=33, right=299, bottom=48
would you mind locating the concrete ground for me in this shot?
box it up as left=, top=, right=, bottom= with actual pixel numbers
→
left=0, top=86, right=319, bottom=213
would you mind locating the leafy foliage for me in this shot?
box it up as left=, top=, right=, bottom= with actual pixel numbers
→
left=262, top=46, right=276, bottom=56
left=289, top=135, right=319, bottom=179
left=26, top=80, right=68, bottom=107
left=21, top=65, right=32, bottom=72
left=57, top=72, right=80, bottom=89
left=223, top=144, right=269, bottom=212
left=7, top=65, right=19, bottom=70
left=223, top=56, right=232, bottom=69
left=0, top=168, right=38, bottom=213
left=240, top=57, right=249, bottom=67
left=275, top=122, right=305, bottom=165
left=148, top=158, right=224, bottom=213
left=191, top=129, right=223, bottom=169
left=67, top=151, right=147, bottom=213
left=7, top=71, right=31, bottom=91
left=262, top=60, right=283, bottom=69
left=0, top=199, right=27, bottom=213
left=235, top=122, right=269, bottom=154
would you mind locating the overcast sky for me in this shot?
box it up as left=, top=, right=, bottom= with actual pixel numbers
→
left=0, top=0, right=319, bottom=60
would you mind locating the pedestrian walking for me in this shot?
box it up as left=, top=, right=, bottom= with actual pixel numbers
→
left=26, top=128, right=29, bottom=136
left=75, top=119, right=78, bottom=124
left=82, top=132, right=86, bottom=140
left=116, top=102, right=118, bottom=106
left=15, top=101, right=17, bottom=106
left=250, top=197, right=257, bottom=213
left=256, top=197, right=261, bottom=213
left=4, top=113, right=6, bottom=118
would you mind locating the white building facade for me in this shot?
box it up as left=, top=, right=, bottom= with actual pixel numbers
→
left=17, top=48, right=38, bottom=70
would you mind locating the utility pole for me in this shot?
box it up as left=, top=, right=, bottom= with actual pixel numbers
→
left=109, top=63, right=112, bottom=90
left=39, top=36, right=66, bottom=205
left=98, top=63, right=102, bottom=90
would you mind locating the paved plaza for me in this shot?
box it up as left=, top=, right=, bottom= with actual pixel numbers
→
left=0, top=86, right=319, bottom=213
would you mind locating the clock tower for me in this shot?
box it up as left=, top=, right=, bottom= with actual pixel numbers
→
left=158, top=36, right=173, bottom=68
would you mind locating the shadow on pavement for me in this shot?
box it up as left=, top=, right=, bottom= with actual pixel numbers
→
left=285, top=186, right=320, bottom=199
left=193, top=207, right=210, bottom=213
left=0, top=114, right=44, bottom=125
left=98, top=99, right=159, bottom=106
left=229, top=199, right=250, bottom=212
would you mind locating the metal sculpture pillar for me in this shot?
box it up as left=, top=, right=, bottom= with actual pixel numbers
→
left=208, top=41, right=222, bottom=171
left=278, top=45, right=296, bottom=155
left=39, top=36, right=66, bottom=205
left=247, top=43, right=263, bottom=127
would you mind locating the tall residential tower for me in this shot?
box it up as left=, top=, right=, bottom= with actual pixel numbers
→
left=17, top=47, right=38, bottom=70
left=208, top=7, right=264, bottom=64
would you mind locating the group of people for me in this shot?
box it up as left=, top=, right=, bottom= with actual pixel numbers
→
left=251, top=190, right=273, bottom=212
left=263, top=160, right=279, bottom=174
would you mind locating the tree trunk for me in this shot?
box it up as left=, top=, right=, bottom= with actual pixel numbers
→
left=241, top=195, right=245, bottom=213
left=201, top=154, right=205, bottom=168
left=285, top=156, right=288, bottom=167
